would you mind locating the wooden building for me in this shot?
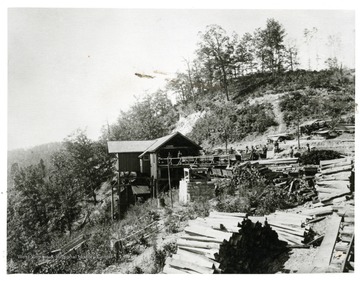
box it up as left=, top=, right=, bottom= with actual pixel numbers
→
left=107, top=132, right=202, bottom=183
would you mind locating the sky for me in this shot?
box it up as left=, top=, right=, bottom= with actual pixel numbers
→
left=7, top=8, right=356, bottom=150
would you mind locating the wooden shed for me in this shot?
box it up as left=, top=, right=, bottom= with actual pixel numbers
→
left=107, top=131, right=202, bottom=181
left=107, top=140, right=154, bottom=173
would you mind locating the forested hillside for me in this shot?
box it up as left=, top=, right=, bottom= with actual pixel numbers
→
left=106, top=19, right=355, bottom=149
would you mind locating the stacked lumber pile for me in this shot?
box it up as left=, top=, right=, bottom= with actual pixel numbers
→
left=314, top=157, right=354, bottom=202
left=163, top=212, right=234, bottom=273
left=163, top=211, right=316, bottom=274
left=215, top=219, right=287, bottom=273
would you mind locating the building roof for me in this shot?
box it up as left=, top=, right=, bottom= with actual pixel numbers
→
left=108, top=131, right=202, bottom=155
left=107, top=140, right=154, bottom=153
left=138, top=132, right=202, bottom=158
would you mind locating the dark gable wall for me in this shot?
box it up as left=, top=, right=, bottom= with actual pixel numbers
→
left=118, top=152, right=142, bottom=172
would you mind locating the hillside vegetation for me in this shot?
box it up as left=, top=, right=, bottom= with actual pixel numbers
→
left=105, top=20, right=354, bottom=149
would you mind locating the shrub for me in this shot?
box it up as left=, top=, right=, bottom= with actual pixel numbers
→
left=152, top=241, right=177, bottom=273
left=299, top=150, right=342, bottom=165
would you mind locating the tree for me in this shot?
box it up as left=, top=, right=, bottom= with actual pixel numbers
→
left=304, top=27, right=318, bottom=70
left=8, top=161, right=52, bottom=263
left=284, top=39, right=299, bottom=71
left=256, top=19, right=287, bottom=73
left=64, top=130, right=114, bottom=205
left=196, top=25, right=237, bottom=101
left=235, top=32, right=257, bottom=75
left=108, top=91, right=178, bottom=141
left=49, top=151, right=83, bottom=234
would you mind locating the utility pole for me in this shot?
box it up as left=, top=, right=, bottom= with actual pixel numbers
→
left=297, top=109, right=301, bottom=149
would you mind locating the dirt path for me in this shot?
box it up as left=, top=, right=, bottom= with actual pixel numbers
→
left=249, top=93, right=287, bottom=134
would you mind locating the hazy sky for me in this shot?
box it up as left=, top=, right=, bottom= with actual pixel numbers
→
left=8, top=9, right=355, bottom=150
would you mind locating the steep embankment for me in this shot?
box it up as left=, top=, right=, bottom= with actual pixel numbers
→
left=173, top=111, right=205, bottom=136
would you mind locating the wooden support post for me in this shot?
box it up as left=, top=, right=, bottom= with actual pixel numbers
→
left=297, top=109, right=301, bottom=149
left=111, top=184, right=114, bottom=221
left=117, top=153, right=121, bottom=220
left=167, top=159, right=173, bottom=208
left=117, top=174, right=121, bottom=220
left=151, top=176, right=154, bottom=199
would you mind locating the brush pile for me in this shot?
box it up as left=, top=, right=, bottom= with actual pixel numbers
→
left=214, top=160, right=316, bottom=215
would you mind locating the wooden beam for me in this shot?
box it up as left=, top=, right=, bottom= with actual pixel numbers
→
left=178, top=246, right=218, bottom=260
left=184, top=225, right=232, bottom=241
left=177, top=239, right=220, bottom=250
left=176, top=248, right=220, bottom=268
left=340, top=235, right=354, bottom=272
left=165, top=257, right=214, bottom=274
left=312, top=214, right=342, bottom=268
left=163, top=264, right=189, bottom=274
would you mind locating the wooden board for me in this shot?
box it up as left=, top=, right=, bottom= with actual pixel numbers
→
left=177, top=239, right=220, bottom=250
left=163, top=264, right=189, bottom=274
left=166, top=257, right=215, bottom=274
left=181, top=235, right=223, bottom=244
left=209, top=211, right=247, bottom=218
left=312, top=214, right=342, bottom=268
left=178, top=246, right=218, bottom=260
left=176, top=249, right=220, bottom=268
left=301, top=206, right=333, bottom=216
left=315, top=181, right=349, bottom=190
left=320, top=165, right=352, bottom=175
left=184, top=225, right=232, bottom=241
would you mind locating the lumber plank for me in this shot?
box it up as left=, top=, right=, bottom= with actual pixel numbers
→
left=320, top=161, right=352, bottom=170
left=178, top=246, right=218, bottom=260
left=163, top=264, right=189, bottom=274
left=340, top=235, right=354, bottom=272
left=274, top=211, right=312, bottom=220
left=184, top=225, right=232, bottom=241
left=320, top=165, right=352, bottom=175
left=320, top=158, right=350, bottom=166
left=177, top=248, right=220, bottom=268
left=343, top=217, right=355, bottom=223
left=312, top=214, right=342, bottom=268
left=177, top=239, right=220, bottom=250
left=275, top=230, right=304, bottom=245
left=266, top=216, right=305, bottom=227
left=315, top=181, right=349, bottom=189
left=301, top=206, right=333, bottom=216
left=181, top=235, right=223, bottom=244
left=318, top=191, right=352, bottom=203
left=165, top=257, right=214, bottom=274
left=209, top=211, right=247, bottom=218
left=269, top=223, right=305, bottom=237
left=315, top=187, right=349, bottom=194
left=173, top=252, right=218, bottom=269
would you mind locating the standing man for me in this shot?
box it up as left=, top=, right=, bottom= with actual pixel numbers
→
left=290, top=146, right=294, bottom=158
left=274, top=140, right=279, bottom=153
left=262, top=144, right=268, bottom=159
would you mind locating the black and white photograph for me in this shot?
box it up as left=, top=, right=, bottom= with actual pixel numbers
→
left=3, top=1, right=358, bottom=276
